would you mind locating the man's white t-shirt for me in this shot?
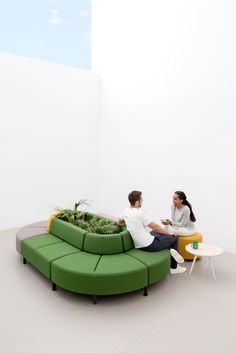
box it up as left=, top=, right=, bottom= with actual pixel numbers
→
left=119, top=207, right=154, bottom=248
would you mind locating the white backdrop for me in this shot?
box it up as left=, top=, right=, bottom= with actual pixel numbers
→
left=91, top=0, right=236, bottom=252
left=0, top=52, right=100, bottom=229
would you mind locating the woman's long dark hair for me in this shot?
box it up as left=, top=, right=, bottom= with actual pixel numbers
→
left=175, top=191, right=196, bottom=222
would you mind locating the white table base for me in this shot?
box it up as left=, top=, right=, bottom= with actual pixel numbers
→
left=189, top=255, right=217, bottom=280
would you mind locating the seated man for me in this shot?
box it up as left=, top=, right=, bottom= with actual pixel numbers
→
left=117, top=190, right=186, bottom=274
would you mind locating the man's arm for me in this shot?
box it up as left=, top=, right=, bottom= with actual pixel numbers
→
left=117, top=218, right=125, bottom=226
left=147, top=221, right=177, bottom=235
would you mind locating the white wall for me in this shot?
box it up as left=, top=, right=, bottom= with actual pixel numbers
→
left=0, top=52, right=101, bottom=229
left=92, top=0, right=236, bottom=252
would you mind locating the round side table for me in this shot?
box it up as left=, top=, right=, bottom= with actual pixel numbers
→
left=185, top=243, right=223, bottom=280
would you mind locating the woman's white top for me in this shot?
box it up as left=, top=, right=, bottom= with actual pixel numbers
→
left=170, top=205, right=195, bottom=231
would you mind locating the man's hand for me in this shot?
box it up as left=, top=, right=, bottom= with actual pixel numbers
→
left=148, top=221, right=169, bottom=235
left=148, top=221, right=178, bottom=236
left=161, top=219, right=169, bottom=225
left=117, top=218, right=125, bottom=226
left=161, top=219, right=172, bottom=225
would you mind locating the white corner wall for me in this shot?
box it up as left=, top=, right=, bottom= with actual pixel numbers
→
left=0, top=52, right=101, bottom=229
left=92, top=0, right=236, bottom=252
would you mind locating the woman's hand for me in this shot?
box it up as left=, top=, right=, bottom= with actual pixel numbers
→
left=161, top=219, right=170, bottom=225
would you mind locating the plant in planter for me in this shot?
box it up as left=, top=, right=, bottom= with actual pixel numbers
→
left=52, top=199, right=90, bottom=224
left=86, top=217, right=121, bottom=234
left=52, top=200, right=122, bottom=235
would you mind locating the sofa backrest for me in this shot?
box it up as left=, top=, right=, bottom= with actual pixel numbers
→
left=50, top=214, right=134, bottom=254
left=121, top=229, right=134, bottom=251
left=83, top=232, right=123, bottom=254
left=50, top=218, right=86, bottom=250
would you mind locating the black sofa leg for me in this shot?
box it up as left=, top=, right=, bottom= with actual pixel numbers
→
left=143, top=287, right=148, bottom=296
left=52, top=282, right=57, bottom=291
left=23, top=257, right=27, bottom=264
left=93, top=295, right=97, bottom=305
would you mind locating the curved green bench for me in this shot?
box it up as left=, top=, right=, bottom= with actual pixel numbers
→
left=19, top=213, right=171, bottom=303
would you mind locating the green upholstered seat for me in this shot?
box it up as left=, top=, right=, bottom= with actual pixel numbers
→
left=23, top=235, right=79, bottom=278
left=94, top=254, right=147, bottom=295
left=23, top=233, right=62, bottom=251
left=126, top=248, right=170, bottom=285
left=51, top=252, right=101, bottom=294
left=51, top=252, right=147, bottom=295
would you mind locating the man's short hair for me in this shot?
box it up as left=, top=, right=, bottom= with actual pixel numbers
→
left=128, top=190, right=142, bottom=206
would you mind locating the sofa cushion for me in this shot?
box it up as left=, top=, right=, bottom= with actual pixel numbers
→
left=126, top=248, right=170, bottom=285
left=22, top=233, right=62, bottom=251
left=51, top=252, right=147, bottom=295
left=23, top=241, right=79, bottom=279
left=51, top=252, right=101, bottom=293
left=94, top=254, right=148, bottom=295
left=50, top=219, right=86, bottom=250
left=83, top=233, right=124, bottom=254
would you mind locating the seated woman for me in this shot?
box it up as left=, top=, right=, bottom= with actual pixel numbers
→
left=161, top=191, right=196, bottom=236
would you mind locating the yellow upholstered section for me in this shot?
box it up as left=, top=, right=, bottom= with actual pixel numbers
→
left=47, top=211, right=62, bottom=232
left=178, top=232, right=203, bottom=260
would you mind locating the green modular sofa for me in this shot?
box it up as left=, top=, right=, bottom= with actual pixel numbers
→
left=19, top=213, right=171, bottom=303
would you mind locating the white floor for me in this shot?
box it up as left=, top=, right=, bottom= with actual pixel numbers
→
left=1, top=229, right=236, bottom=353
